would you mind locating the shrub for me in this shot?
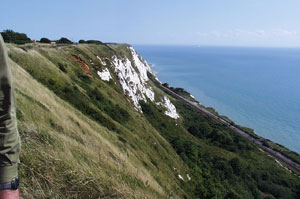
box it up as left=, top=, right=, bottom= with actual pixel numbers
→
left=224, top=191, right=241, bottom=199
left=140, top=101, right=154, bottom=115
left=230, top=158, right=243, bottom=175
left=188, top=122, right=212, bottom=138
left=263, top=196, right=275, bottom=199
left=162, top=83, right=169, bottom=88
left=198, top=122, right=212, bottom=137
left=183, top=141, right=199, bottom=162
left=56, top=37, right=73, bottom=44
left=58, top=63, right=67, bottom=73
left=86, top=40, right=103, bottom=44
left=87, top=88, right=130, bottom=124
left=78, top=40, right=103, bottom=44
left=188, top=126, right=199, bottom=137
left=1, top=29, right=32, bottom=44
left=211, top=130, right=233, bottom=146
left=40, top=37, right=51, bottom=43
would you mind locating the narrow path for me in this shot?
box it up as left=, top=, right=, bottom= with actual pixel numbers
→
left=162, top=86, right=300, bottom=173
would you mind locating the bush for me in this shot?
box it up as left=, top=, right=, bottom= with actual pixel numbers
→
left=58, top=63, right=67, bottom=73
left=258, top=182, right=294, bottom=198
left=183, top=141, right=199, bottom=162
left=162, top=83, right=169, bottom=88
left=188, top=126, right=199, bottom=137
left=224, top=191, right=241, bottom=199
left=229, top=158, right=243, bottom=175
left=1, top=29, right=32, bottom=44
left=211, top=130, right=233, bottom=146
left=86, top=40, right=103, bottom=44
left=78, top=40, right=103, bottom=44
left=263, top=196, right=275, bottom=199
left=199, top=122, right=212, bottom=137
left=40, top=37, right=51, bottom=43
left=56, top=37, right=73, bottom=44
left=140, top=101, right=154, bottom=115
left=87, top=88, right=130, bottom=124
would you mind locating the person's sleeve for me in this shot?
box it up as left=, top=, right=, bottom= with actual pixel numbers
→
left=0, top=35, right=20, bottom=183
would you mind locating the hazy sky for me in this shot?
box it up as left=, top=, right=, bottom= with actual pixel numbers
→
left=1, top=0, right=300, bottom=47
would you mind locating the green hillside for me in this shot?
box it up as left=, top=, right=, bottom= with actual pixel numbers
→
left=6, top=41, right=300, bottom=199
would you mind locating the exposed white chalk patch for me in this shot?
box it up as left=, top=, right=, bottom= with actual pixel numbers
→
left=111, top=55, right=155, bottom=110
left=156, top=96, right=180, bottom=119
left=178, top=175, right=184, bottom=181
left=129, top=47, right=152, bottom=81
left=187, top=174, right=191, bottom=181
left=97, top=68, right=112, bottom=81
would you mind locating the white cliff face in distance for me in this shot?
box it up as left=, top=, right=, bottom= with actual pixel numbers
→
left=97, top=46, right=179, bottom=119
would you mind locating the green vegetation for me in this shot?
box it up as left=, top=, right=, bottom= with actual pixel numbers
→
left=40, top=37, right=51, bottom=43
left=265, top=141, right=300, bottom=166
left=8, top=42, right=189, bottom=198
left=162, top=83, right=197, bottom=102
left=6, top=39, right=300, bottom=199
left=141, top=94, right=300, bottom=199
left=1, top=30, right=32, bottom=44
left=56, top=37, right=73, bottom=44
left=238, top=126, right=300, bottom=165
left=165, top=82, right=300, bottom=170
left=79, top=39, right=103, bottom=44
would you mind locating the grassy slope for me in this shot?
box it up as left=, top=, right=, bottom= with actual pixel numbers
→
left=7, top=43, right=300, bottom=199
left=8, top=43, right=188, bottom=199
left=141, top=92, right=300, bottom=199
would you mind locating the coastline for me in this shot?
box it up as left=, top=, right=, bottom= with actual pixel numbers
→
left=160, top=84, right=300, bottom=173
left=134, top=45, right=300, bottom=154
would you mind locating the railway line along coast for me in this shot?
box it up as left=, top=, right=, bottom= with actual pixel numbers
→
left=162, top=85, right=300, bottom=173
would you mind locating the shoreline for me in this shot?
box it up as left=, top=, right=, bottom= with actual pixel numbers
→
left=161, top=85, right=300, bottom=173
left=135, top=45, right=300, bottom=155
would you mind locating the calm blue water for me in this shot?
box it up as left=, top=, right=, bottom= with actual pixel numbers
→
left=134, top=45, right=300, bottom=154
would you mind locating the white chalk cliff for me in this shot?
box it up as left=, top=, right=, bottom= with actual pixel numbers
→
left=97, top=46, right=179, bottom=119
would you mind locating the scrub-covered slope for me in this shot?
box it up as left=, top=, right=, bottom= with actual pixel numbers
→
left=8, top=43, right=187, bottom=198
left=7, top=42, right=300, bottom=199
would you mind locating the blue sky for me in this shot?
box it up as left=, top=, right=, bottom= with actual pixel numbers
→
left=1, top=0, right=300, bottom=47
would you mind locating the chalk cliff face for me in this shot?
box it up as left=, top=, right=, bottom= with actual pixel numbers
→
left=97, top=46, right=179, bottom=119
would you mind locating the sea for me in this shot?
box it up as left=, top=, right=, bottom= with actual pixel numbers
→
left=134, top=45, right=300, bottom=154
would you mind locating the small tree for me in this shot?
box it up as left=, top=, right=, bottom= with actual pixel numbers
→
left=86, top=40, right=103, bottom=44
left=1, top=29, right=31, bottom=44
left=198, top=122, right=212, bottom=137
left=58, top=63, right=67, bottom=73
left=162, top=83, right=169, bottom=88
left=40, top=37, right=51, bottom=43
left=230, top=158, right=243, bottom=175
left=79, top=39, right=86, bottom=43
left=56, top=37, right=73, bottom=44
